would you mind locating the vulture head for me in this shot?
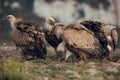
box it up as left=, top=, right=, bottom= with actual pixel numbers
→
left=45, top=17, right=64, bottom=39
left=44, top=17, right=56, bottom=32
left=5, top=15, right=18, bottom=29
left=6, top=15, right=16, bottom=22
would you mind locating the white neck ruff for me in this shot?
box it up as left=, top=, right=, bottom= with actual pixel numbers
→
left=10, top=22, right=16, bottom=29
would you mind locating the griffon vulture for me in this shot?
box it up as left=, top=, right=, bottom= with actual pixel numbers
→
left=6, top=15, right=47, bottom=60
left=44, top=17, right=76, bottom=61
left=80, top=20, right=118, bottom=53
left=45, top=17, right=110, bottom=61
left=102, top=25, right=118, bottom=52
left=44, top=17, right=66, bottom=53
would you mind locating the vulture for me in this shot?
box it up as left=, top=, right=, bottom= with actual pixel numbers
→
left=102, top=25, right=118, bottom=52
left=80, top=20, right=118, bottom=54
left=44, top=17, right=76, bottom=61
left=6, top=15, right=47, bottom=60
left=44, top=17, right=66, bottom=53
left=45, top=17, right=110, bottom=61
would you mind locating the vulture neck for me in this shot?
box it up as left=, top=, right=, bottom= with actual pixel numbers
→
left=10, top=21, right=16, bottom=29
left=9, top=18, right=17, bottom=29
left=10, top=18, right=22, bottom=29
left=10, top=18, right=23, bottom=29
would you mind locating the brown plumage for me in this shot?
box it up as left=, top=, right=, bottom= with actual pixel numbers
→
left=45, top=17, right=109, bottom=61
left=44, top=17, right=76, bottom=61
left=6, top=15, right=47, bottom=60
left=80, top=20, right=110, bottom=55
left=80, top=20, right=118, bottom=53
left=44, top=17, right=67, bottom=53
left=102, top=25, right=118, bottom=51
left=63, top=24, right=108, bottom=60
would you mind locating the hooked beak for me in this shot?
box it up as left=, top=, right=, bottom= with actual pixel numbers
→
left=2, top=16, right=8, bottom=21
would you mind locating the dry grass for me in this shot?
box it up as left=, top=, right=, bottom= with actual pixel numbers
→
left=0, top=45, right=120, bottom=80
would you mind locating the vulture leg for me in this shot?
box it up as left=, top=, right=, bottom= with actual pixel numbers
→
left=57, top=42, right=76, bottom=62
left=77, top=50, right=88, bottom=61
left=56, top=41, right=66, bottom=61
left=54, top=47, right=57, bottom=54
left=22, top=49, right=32, bottom=60
left=111, top=29, right=118, bottom=51
left=65, top=50, right=76, bottom=62
left=34, top=42, right=47, bottom=59
left=107, top=40, right=113, bottom=60
left=56, top=41, right=77, bottom=61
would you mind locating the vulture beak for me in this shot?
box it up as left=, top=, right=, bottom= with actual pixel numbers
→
left=2, top=17, right=7, bottom=21
left=2, top=16, right=9, bottom=21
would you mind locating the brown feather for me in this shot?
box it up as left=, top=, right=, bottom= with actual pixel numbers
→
left=44, top=23, right=67, bottom=52
left=102, top=25, right=118, bottom=51
left=63, top=28, right=103, bottom=56
left=80, top=20, right=109, bottom=55
left=11, top=18, right=47, bottom=60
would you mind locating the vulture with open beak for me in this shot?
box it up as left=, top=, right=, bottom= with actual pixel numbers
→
left=45, top=17, right=110, bottom=61
left=6, top=15, right=47, bottom=60
left=80, top=20, right=118, bottom=54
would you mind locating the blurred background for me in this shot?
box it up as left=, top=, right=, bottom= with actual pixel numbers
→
left=0, top=0, right=120, bottom=47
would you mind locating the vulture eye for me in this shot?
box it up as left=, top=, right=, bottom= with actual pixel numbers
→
left=7, top=16, right=10, bottom=18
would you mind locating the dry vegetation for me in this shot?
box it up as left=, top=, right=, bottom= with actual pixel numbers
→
left=0, top=45, right=120, bottom=80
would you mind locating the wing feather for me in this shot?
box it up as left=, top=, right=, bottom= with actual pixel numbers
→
left=63, top=29, right=102, bottom=55
left=10, top=17, right=47, bottom=59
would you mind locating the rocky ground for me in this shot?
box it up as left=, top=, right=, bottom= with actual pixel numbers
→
left=0, top=45, right=120, bottom=80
